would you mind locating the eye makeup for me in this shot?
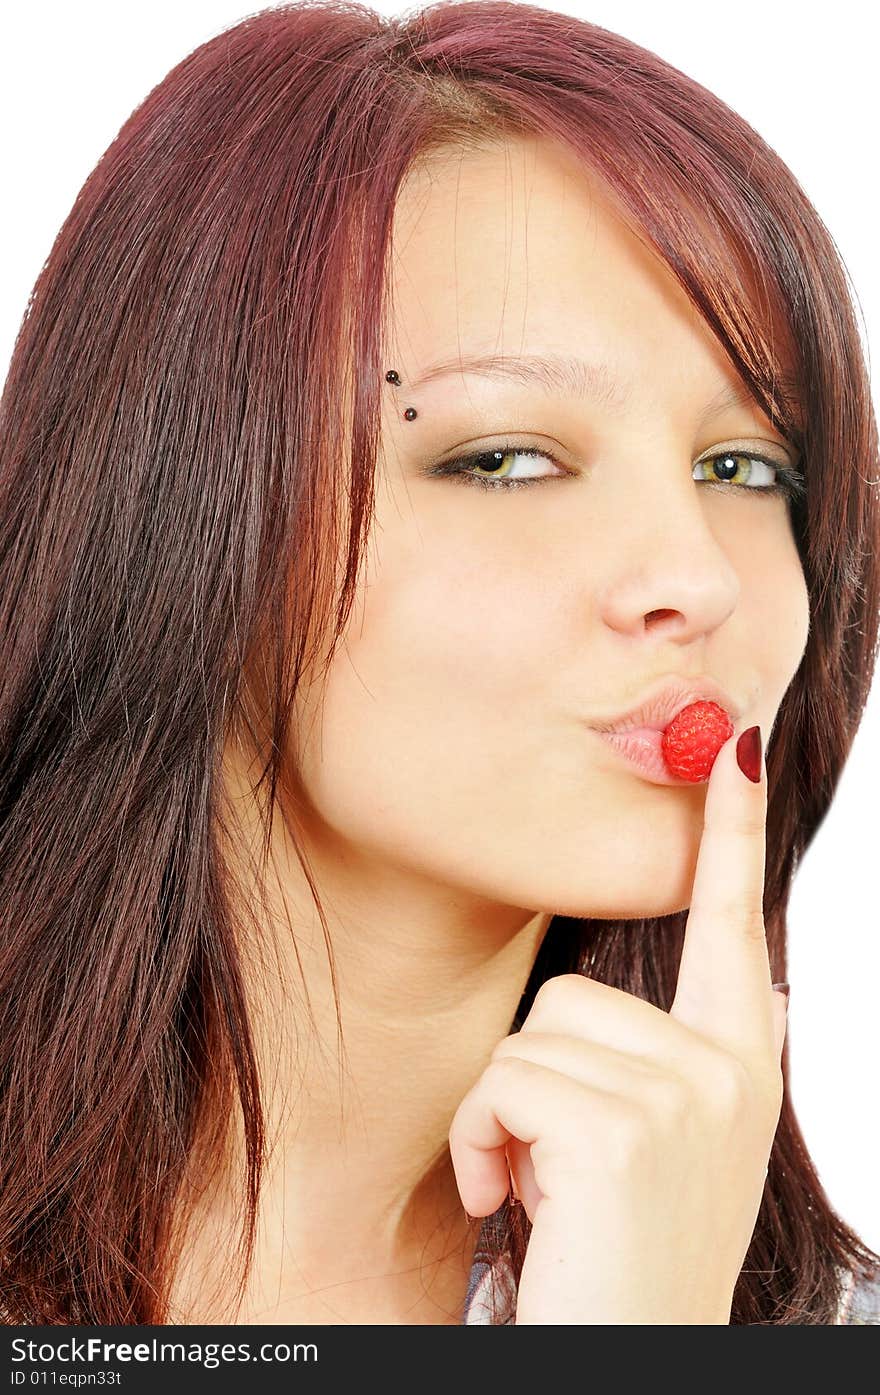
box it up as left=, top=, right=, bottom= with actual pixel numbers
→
left=422, top=438, right=807, bottom=503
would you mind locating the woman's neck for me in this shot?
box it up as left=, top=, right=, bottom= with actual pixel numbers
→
left=161, top=743, right=549, bottom=1322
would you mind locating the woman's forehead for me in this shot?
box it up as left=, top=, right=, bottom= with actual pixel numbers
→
left=382, top=137, right=802, bottom=438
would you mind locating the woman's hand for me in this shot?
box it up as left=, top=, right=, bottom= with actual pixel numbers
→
left=448, top=729, right=788, bottom=1324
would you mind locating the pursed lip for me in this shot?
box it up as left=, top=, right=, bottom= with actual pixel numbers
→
left=587, top=675, right=742, bottom=735
left=591, top=728, right=703, bottom=786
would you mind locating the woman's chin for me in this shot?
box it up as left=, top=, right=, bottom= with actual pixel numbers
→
left=534, top=882, right=694, bottom=922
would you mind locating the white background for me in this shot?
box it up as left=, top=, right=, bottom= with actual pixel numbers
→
left=1, top=2, right=876, bottom=1254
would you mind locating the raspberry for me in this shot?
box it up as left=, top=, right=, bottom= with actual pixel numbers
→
left=660, top=700, right=734, bottom=782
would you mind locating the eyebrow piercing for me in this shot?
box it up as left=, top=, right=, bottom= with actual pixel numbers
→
left=383, top=369, right=418, bottom=420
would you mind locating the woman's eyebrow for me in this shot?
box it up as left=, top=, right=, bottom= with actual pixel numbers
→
left=405, top=352, right=774, bottom=429
left=407, top=352, right=631, bottom=407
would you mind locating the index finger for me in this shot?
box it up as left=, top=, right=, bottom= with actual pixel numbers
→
left=669, top=724, right=775, bottom=1061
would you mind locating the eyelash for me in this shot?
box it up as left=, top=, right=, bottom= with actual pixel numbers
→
left=427, top=442, right=807, bottom=503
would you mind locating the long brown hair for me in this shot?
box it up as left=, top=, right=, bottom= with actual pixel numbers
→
left=1, top=0, right=878, bottom=1324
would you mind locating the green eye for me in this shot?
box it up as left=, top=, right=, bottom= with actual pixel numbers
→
left=695, top=452, right=766, bottom=487
left=460, top=446, right=557, bottom=484
left=426, top=441, right=806, bottom=502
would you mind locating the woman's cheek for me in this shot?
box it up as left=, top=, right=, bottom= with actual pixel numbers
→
left=288, top=574, right=548, bottom=859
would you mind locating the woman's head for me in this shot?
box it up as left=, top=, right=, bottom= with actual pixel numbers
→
left=1, top=0, right=876, bottom=1325
left=230, top=0, right=872, bottom=941
left=285, top=130, right=810, bottom=923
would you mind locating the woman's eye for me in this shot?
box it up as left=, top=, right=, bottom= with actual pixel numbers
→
left=432, top=444, right=565, bottom=489
left=694, top=451, right=774, bottom=488
left=425, top=442, right=806, bottom=502
left=694, top=450, right=806, bottom=502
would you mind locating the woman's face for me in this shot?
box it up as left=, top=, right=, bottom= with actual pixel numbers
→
left=292, top=135, right=809, bottom=921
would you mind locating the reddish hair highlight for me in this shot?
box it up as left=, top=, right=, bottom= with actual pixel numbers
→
left=1, top=1, right=877, bottom=1323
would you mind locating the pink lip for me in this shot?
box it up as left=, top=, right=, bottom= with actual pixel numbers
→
left=593, top=728, right=704, bottom=786
left=588, top=676, right=741, bottom=736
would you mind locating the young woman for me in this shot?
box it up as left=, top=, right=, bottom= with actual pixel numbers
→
left=1, top=1, right=878, bottom=1325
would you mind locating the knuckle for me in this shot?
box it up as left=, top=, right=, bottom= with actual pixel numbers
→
left=713, top=1052, right=783, bottom=1132
left=742, top=908, right=769, bottom=944
left=689, top=903, right=767, bottom=943
left=651, top=1073, right=692, bottom=1126
left=705, top=807, right=766, bottom=838
left=529, top=970, right=585, bottom=1015
left=709, top=1051, right=754, bottom=1118
left=532, top=973, right=587, bottom=1014
left=485, top=1055, right=523, bottom=1088
left=490, top=1034, right=520, bottom=1063
left=603, top=1102, right=652, bottom=1171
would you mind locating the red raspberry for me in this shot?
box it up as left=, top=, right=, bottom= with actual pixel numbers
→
left=660, top=700, right=734, bottom=782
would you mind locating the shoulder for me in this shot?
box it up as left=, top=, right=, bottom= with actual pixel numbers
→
left=461, top=1208, right=880, bottom=1326
left=461, top=1252, right=880, bottom=1325
left=461, top=1210, right=516, bottom=1325
left=461, top=1251, right=516, bottom=1325
left=837, top=1265, right=880, bottom=1324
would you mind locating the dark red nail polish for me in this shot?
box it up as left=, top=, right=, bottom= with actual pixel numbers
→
left=736, top=725, right=762, bottom=783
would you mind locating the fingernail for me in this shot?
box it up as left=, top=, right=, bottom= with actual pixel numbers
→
left=736, top=725, right=762, bottom=783
left=772, top=981, right=790, bottom=999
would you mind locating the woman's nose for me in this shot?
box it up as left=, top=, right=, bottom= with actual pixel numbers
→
left=595, top=469, right=742, bottom=642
